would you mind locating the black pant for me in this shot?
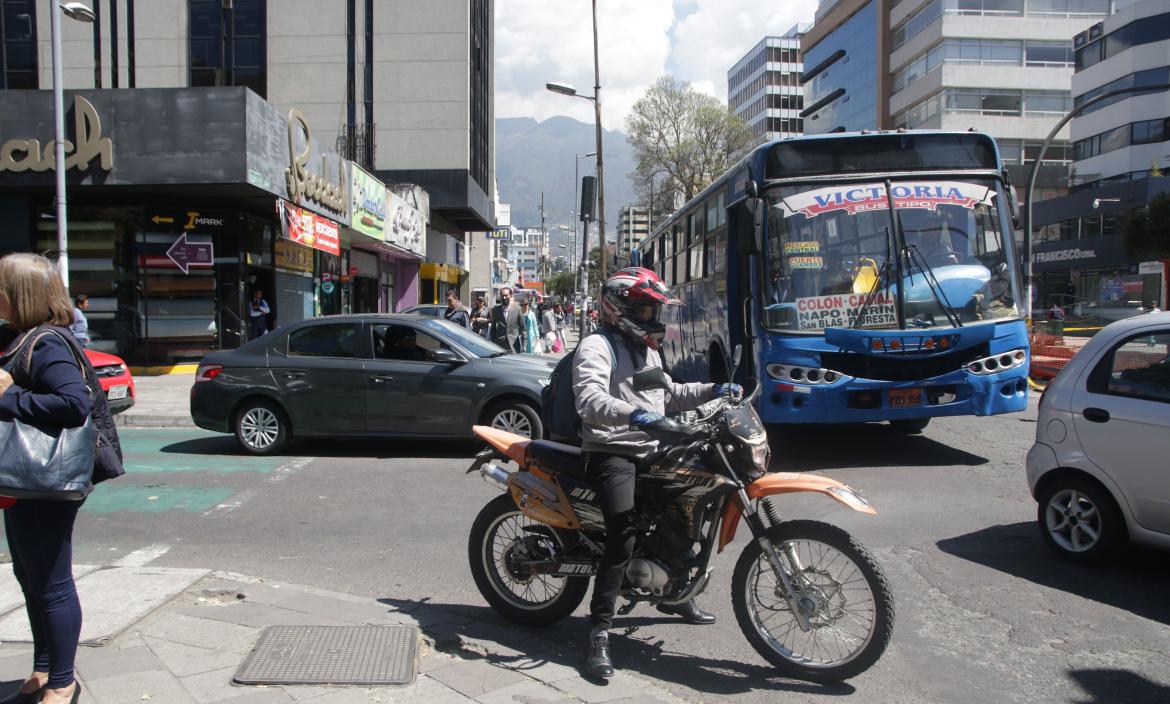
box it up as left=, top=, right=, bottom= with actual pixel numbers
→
left=4, top=499, right=83, bottom=688
left=586, top=452, right=638, bottom=630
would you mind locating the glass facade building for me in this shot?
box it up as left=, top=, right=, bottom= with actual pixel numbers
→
left=801, top=0, right=879, bottom=134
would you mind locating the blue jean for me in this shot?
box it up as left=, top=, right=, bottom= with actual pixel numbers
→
left=4, top=499, right=83, bottom=688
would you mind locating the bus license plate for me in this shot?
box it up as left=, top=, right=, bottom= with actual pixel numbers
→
left=108, top=385, right=129, bottom=401
left=888, top=388, right=922, bottom=407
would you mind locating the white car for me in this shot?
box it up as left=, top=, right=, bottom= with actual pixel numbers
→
left=1026, top=311, right=1170, bottom=563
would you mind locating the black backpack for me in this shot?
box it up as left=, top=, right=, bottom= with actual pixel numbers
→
left=540, top=329, right=616, bottom=443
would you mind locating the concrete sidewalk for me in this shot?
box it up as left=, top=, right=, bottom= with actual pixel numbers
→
left=0, top=565, right=681, bottom=704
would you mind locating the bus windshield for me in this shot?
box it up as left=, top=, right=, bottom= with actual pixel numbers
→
left=761, top=178, right=1018, bottom=333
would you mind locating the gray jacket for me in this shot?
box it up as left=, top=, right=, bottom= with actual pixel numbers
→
left=571, top=328, right=713, bottom=459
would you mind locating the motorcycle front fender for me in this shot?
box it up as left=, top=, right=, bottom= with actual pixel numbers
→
left=717, top=472, right=876, bottom=553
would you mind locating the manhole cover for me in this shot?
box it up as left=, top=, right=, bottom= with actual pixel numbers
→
left=234, top=625, right=418, bottom=686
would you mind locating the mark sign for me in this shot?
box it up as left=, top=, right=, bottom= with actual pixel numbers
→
left=166, top=233, right=213, bottom=274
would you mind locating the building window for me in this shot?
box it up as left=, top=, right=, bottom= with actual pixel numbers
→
left=0, top=0, right=37, bottom=89
left=188, top=0, right=267, bottom=98
left=469, top=0, right=490, bottom=191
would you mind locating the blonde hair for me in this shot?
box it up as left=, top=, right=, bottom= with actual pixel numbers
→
left=0, top=253, right=74, bottom=332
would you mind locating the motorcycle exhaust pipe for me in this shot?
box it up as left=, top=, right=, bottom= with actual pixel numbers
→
left=480, top=462, right=512, bottom=490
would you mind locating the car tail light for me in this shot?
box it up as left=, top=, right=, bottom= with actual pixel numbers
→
left=196, top=365, right=223, bottom=382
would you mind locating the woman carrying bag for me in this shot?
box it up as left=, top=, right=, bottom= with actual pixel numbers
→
left=0, top=253, right=120, bottom=704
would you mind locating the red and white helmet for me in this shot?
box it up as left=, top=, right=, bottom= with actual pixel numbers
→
left=599, top=267, right=679, bottom=349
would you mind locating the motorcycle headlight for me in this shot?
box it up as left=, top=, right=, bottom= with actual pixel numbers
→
left=750, top=444, right=771, bottom=478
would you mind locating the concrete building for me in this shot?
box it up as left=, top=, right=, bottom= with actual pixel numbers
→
left=505, top=227, right=548, bottom=288
left=728, top=26, right=808, bottom=142
left=617, top=205, right=650, bottom=264
left=803, top=0, right=1111, bottom=191
left=1030, top=0, right=1169, bottom=317
left=0, top=0, right=493, bottom=364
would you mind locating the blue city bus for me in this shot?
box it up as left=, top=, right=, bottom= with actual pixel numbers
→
left=638, top=131, right=1029, bottom=430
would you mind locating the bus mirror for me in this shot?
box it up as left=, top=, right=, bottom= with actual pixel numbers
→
left=737, top=198, right=764, bottom=255
left=1008, top=184, right=1021, bottom=230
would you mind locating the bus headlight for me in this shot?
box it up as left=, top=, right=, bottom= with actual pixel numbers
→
left=766, top=363, right=845, bottom=385
left=967, top=349, right=1027, bottom=375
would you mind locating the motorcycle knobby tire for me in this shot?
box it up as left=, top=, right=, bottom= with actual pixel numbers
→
left=731, top=519, right=895, bottom=683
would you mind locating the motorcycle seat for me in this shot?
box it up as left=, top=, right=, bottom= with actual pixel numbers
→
left=526, top=440, right=589, bottom=480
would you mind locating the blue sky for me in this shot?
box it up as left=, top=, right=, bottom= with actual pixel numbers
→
left=495, top=0, right=817, bottom=132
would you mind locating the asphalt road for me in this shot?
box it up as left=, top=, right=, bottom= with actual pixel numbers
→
left=16, top=401, right=1170, bottom=704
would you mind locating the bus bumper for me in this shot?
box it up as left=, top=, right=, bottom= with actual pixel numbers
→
left=756, top=366, right=1029, bottom=424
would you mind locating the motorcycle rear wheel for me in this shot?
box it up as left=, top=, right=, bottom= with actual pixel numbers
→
left=732, top=520, right=894, bottom=683
left=468, top=494, right=590, bottom=626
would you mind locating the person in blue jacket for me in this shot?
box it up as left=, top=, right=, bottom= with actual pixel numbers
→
left=0, top=254, right=92, bottom=704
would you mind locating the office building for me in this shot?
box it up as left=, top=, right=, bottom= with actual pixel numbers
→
left=617, top=205, right=651, bottom=264
left=801, top=0, right=884, bottom=134
left=505, top=227, right=548, bottom=287
left=1031, top=0, right=1169, bottom=316
left=728, top=26, right=808, bottom=141
left=0, top=0, right=494, bottom=364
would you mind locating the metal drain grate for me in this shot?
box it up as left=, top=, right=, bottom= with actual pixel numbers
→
left=234, top=625, right=418, bottom=686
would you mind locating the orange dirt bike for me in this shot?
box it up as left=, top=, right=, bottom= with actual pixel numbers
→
left=466, top=365, right=895, bottom=682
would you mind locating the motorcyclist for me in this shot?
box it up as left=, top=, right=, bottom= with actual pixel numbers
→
left=571, top=267, right=741, bottom=678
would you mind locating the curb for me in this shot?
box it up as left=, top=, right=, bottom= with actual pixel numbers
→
left=114, top=414, right=196, bottom=428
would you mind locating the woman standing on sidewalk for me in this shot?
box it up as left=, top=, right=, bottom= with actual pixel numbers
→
left=0, top=254, right=91, bottom=704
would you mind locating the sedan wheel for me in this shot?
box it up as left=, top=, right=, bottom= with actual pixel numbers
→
left=234, top=400, right=290, bottom=455
left=487, top=402, right=543, bottom=440
left=1037, top=476, right=1123, bottom=564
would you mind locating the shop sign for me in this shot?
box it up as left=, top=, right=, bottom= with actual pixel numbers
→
left=277, top=199, right=340, bottom=256
left=1139, top=261, right=1164, bottom=275
left=795, top=292, right=897, bottom=331
left=1034, top=247, right=1097, bottom=264
left=321, top=281, right=336, bottom=294
left=348, top=265, right=359, bottom=276
left=285, top=109, right=347, bottom=216
left=486, top=226, right=510, bottom=240
left=165, top=233, right=213, bottom=274
left=349, top=164, right=387, bottom=240
left=386, top=190, right=426, bottom=256
left=275, top=240, right=314, bottom=273
left=0, top=96, right=113, bottom=174
left=148, top=210, right=228, bottom=231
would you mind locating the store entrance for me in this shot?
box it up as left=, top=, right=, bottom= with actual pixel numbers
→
left=245, top=267, right=276, bottom=341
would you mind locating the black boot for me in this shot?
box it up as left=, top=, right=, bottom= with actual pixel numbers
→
left=585, top=627, right=614, bottom=679
left=657, top=599, right=717, bottom=624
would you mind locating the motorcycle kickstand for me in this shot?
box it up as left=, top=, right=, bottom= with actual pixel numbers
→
left=617, top=600, right=638, bottom=616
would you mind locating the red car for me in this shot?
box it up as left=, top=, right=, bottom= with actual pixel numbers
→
left=85, top=349, right=135, bottom=414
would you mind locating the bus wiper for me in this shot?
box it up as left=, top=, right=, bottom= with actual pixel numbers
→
left=898, top=214, right=962, bottom=329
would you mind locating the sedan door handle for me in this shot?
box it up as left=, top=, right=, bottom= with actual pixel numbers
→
left=1082, top=407, right=1110, bottom=423
left=371, top=375, right=394, bottom=383
left=282, top=371, right=306, bottom=379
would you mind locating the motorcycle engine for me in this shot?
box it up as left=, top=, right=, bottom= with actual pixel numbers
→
left=625, top=558, right=671, bottom=595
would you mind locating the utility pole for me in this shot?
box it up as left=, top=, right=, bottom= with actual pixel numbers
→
left=592, top=0, right=607, bottom=281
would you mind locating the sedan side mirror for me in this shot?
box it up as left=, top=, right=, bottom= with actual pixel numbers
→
left=632, top=367, right=671, bottom=392
left=432, top=348, right=463, bottom=364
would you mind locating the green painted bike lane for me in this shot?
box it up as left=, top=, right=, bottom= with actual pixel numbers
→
left=83, top=428, right=296, bottom=515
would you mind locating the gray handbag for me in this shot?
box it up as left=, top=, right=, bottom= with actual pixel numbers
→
left=0, top=328, right=98, bottom=501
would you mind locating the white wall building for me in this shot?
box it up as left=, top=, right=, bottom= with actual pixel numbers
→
left=1069, top=0, right=1170, bottom=187
left=506, top=227, right=548, bottom=286
left=887, top=0, right=1112, bottom=181
left=728, top=26, right=808, bottom=142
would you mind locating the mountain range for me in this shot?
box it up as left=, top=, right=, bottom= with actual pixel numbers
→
left=495, top=115, right=637, bottom=251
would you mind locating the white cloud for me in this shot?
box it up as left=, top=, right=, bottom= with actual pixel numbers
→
left=495, top=0, right=817, bottom=130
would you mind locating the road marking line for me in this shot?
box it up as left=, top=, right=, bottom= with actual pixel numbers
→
left=202, top=489, right=258, bottom=517
left=268, top=456, right=313, bottom=483
left=112, top=544, right=171, bottom=567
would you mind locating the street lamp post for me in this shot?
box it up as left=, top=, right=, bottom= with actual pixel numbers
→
left=547, top=0, right=607, bottom=286
left=52, top=2, right=97, bottom=290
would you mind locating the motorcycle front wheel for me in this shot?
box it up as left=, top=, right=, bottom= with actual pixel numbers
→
left=731, top=520, right=894, bottom=683
left=468, top=494, right=590, bottom=626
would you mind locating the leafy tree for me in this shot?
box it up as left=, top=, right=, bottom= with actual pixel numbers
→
left=546, top=271, right=576, bottom=299
left=1123, top=193, right=1170, bottom=259
left=625, top=75, right=756, bottom=207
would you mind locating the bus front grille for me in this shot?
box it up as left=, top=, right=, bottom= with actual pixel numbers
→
left=820, top=343, right=990, bottom=382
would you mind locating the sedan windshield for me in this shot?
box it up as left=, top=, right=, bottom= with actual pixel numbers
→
left=761, top=178, right=1018, bottom=332
left=418, top=318, right=507, bottom=357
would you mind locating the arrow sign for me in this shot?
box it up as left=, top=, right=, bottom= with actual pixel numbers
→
left=166, top=233, right=214, bottom=274
left=151, top=215, right=174, bottom=224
